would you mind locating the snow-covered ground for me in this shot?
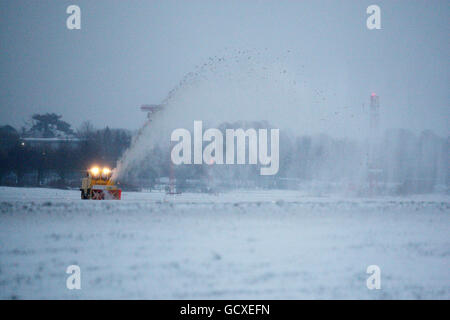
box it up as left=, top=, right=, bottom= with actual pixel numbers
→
left=0, top=186, right=448, bottom=299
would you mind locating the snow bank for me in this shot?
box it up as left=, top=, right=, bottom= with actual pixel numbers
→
left=0, top=187, right=448, bottom=299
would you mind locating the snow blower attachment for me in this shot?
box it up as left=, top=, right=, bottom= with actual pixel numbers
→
left=80, top=166, right=122, bottom=200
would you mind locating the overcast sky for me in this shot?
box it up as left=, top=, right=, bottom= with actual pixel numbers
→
left=0, top=0, right=448, bottom=136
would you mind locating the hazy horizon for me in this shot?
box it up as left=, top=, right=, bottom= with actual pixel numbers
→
left=1, top=0, right=448, bottom=137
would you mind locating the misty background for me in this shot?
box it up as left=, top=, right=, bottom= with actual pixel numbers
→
left=0, top=0, right=448, bottom=135
left=0, top=1, right=448, bottom=194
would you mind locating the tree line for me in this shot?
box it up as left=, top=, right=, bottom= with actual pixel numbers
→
left=0, top=113, right=131, bottom=187
left=0, top=114, right=448, bottom=195
left=123, top=121, right=449, bottom=195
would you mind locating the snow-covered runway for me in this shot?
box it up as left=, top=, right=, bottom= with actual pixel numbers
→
left=0, top=187, right=448, bottom=299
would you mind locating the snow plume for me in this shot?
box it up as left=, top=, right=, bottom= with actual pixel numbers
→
left=111, top=50, right=448, bottom=196
left=112, top=49, right=337, bottom=181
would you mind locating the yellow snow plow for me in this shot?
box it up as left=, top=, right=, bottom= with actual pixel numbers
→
left=80, top=166, right=121, bottom=200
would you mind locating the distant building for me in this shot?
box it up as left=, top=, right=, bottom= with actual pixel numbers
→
left=19, top=137, right=83, bottom=150
left=141, top=104, right=164, bottom=121
left=367, top=93, right=383, bottom=194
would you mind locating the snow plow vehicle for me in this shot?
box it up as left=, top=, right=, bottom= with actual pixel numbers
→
left=80, top=166, right=121, bottom=200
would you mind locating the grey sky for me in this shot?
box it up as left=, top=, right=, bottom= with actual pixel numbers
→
left=0, top=0, right=448, bottom=136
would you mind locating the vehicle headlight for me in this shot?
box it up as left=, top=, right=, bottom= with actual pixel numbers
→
left=90, top=166, right=100, bottom=176
left=102, top=167, right=111, bottom=179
